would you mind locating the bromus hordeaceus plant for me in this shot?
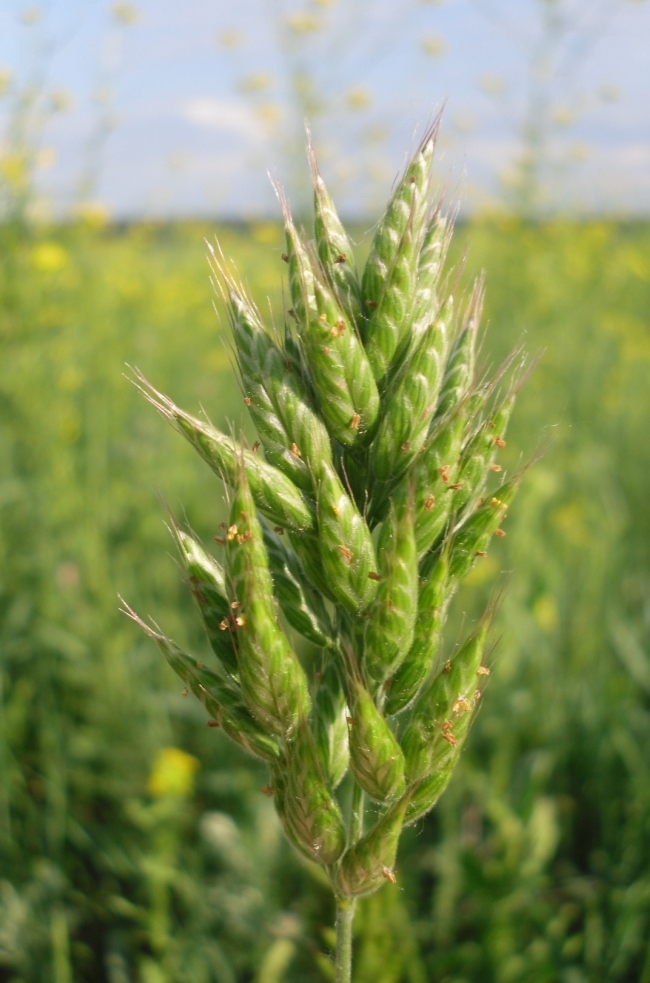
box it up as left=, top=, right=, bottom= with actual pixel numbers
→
left=122, top=118, right=533, bottom=982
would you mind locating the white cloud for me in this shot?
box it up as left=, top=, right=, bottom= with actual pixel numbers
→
left=182, top=97, right=262, bottom=141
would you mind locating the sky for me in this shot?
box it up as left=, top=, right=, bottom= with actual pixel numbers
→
left=0, top=0, right=649, bottom=219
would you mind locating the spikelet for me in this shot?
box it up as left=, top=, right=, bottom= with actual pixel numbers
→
left=225, top=460, right=311, bottom=740
left=362, top=125, right=438, bottom=384
left=335, top=794, right=411, bottom=897
left=279, top=720, right=347, bottom=866
left=343, top=646, right=406, bottom=802
left=316, top=461, right=378, bottom=613
left=313, top=661, right=350, bottom=790
left=172, top=524, right=239, bottom=677
left=129, top=121, right=533, bottom=942
left=385, top=547, right=451, bottom=715
left=363, top=492, right=419, bottom=684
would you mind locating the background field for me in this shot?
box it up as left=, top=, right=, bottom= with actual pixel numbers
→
left=1, top=215, right=650, bottom=982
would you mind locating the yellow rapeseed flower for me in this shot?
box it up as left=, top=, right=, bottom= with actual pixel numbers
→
left=148, top=747, right=199, bottom=798
left=30, top=242, right=69, bottom=273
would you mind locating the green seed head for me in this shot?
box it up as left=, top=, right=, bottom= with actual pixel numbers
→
left=131, top=119, right=532, bottom=901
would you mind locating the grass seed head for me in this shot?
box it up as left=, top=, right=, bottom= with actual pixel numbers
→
left=131, top=119, right=532, bottom=916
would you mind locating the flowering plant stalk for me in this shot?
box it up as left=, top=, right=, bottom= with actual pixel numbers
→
left=123, top=117, right=529, bottom=983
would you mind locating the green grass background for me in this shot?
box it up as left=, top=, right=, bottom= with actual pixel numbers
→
left=1, top=215, right=649, bottom=982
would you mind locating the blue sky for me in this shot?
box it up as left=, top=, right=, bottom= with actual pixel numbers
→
left=1, top=0, right=649, bottom=218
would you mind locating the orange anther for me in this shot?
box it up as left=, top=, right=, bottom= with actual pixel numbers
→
left=260, top=784, right=274, bottom=797
left=477, top=666, right=490, bottom=676
left=490, top=463, right=502, bottom=472
left=495, top=528, right=506, bottom=538
left=439, top=464, right=451, bottom=483
left=382, top=866, right=397, bottom=884
left=337, top=545, right=353, bottom=564
left=335, top=253, right=347, bottom=264
left=290, top=442, right=302, bottom=458
left=475, top=550, right=488, bottom=557
left=350, top=413, right=361, bottom=430
left=443, top=660, right=452, bottom=673
left=368, top=571, right=381, bottom=581
left=494, top=436, right=506, bottom=448
left=244, top=396, right=252, bottom=406
left=424, top=495, right=436, bottom=512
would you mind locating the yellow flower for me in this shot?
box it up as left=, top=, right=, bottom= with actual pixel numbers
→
left=148, top=747, right=199, bottom=798
left=30, top=242, right=69, bottom=273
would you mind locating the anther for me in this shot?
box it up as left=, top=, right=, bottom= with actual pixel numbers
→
left=322, top=346, right=331, bottom=355
left=350, top=413, right=361, bottom=430
left=281, top=253, right=288, bottom=263
left=495, top=528, right=506, bottom=538
left=368, top=571, right=381, bottom=581
left=274, top=526, right=285, bottom=535
left=230, top=600, right=241, bottom=610
left=234, top=615, right=246, bottom=628
left=260, top=784, right=274, bottom=797
left=290, top=442, right=302, bottom=458
left=401, top=440, right=411, bottom=454
left=442, top=731, right=458, bottom=747
left=490, top=463, right=502, bottom=472
left=477, top=666, right=490, bottom=676
left=490, top=497, right=504, bottom=508
left=244, top=396, right=252, bottom=406
left=448, top=482, right=463, bottom=491
left=424, top=495, right=435, bottom=512
left=337, top=545, right=353, bottom=564
left=443, top=661, right=452, bottom=673
left=214, top=536, right=225, bottom=546
left=335, top=253, right=347, bottom=264
left=332, top=504, right=340, bottom=516
left=227, top=524, right=238, bottom=540
left=494, top=436, right=506, bottom=448
left=365, top=299, right=378, bottom=309
left=208, top=720, right=220, bottom=728
left=475, top=550, right=488, bottom=557
left=331, top=320, right=346, bottom=337
left=453, top=697, right=472, bottom=714
left=439, top=465, right=451, bottom=483
left=287, top=308, right=296, bottom=319
left=219, top=618, right=229, bottom=631
left=382, top=866, right=397, bottom=884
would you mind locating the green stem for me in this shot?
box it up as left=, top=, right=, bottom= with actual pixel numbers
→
left=334, top=895, right=356, bottom=983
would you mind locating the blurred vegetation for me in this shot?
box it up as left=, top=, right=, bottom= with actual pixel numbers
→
left=1, top=213, right=649, bottom=981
